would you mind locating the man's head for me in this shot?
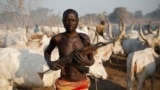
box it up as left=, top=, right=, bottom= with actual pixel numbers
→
left=101, top=20, right=105, bottom=25
left=62, top=9, right=79, bottom=33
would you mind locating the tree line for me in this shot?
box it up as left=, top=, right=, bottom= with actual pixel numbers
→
left=0, top=0, right=159, bottom=29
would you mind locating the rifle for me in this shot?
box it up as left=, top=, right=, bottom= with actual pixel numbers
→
left=38, top=41, right=113, bottom=78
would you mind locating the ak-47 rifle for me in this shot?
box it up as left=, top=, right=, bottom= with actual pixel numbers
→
left=38, top=41, right=113, bottom=78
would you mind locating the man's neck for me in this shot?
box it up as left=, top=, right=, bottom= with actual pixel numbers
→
left=65, top=31, right=78, bottom=38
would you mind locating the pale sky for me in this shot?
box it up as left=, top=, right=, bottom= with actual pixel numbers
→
left=41, top=0, right=160, bottom=16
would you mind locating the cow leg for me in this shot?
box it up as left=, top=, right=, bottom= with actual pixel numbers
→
left=127, top=74, right=134, bottom=90
left=137, top=74, right=146, bottom=90
left=151, top=74, right=155, bottom=90
left=0, top=76, right=10, bottom=90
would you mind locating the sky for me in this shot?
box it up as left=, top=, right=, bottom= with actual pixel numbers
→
left=41, top=0, right=160, bottom=16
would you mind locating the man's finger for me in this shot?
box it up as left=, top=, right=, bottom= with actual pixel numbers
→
left=74, top=56, right=81, bottom=63
left=75, top=53, right=84, bottom=60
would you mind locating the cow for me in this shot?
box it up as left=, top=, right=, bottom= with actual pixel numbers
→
left=126, top=24, right=160, bottom=90
left=121, top=21, right=160, bottom=56
left=0, top=30, right=28, bottom=48
left=92, top=18, right=126, bottom=63
left=0, top=47, right=61, bottom=90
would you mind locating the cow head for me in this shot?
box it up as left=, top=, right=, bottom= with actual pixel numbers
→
left=139, top=23, right=160, bottom=53
left=88, top=55, right=108, bottom=79
left=112, top=18, right=125, bottom=55
left=25, top=26, right=50, bottom=50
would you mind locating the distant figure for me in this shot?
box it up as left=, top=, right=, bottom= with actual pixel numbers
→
left=96, top=20, right=106, bottom=38
left=34, top=24, right=40, bottom=33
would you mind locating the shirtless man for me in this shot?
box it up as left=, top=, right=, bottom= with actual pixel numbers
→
left=96, top=20, right=106, bottom=38
left=44, top=9, right=94, bottom=90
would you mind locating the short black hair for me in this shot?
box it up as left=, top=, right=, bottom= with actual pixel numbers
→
left=63, top=9, right=78, bottom=19
left=101, top=20, right=105, bottom=25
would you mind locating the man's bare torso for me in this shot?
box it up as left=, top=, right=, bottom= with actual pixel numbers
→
left=55, top=32, right=87, bottom=82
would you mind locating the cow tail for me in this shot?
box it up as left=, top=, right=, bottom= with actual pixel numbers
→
left=127, top=52, right=136, bottom=89
left=129, top=53, right=137, bottom=80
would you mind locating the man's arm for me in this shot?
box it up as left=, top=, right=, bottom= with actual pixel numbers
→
left=44, top=36, right=64, bottom=70
left=74, top=34, right=95, bottom=66
left=82, top=34, right=95, bottom=66
left=73, top=46, right=95, bottom=66
left=44, top=35, right=73, bottom=70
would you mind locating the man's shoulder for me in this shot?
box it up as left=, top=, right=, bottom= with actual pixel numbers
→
left=51, top=33, right=64, bottom=41
left=78, top=33, right=89, bottom=39
left=53, top=33, right=64, bottom=37
left=96, top=25, right=100, bottom=27
left=78, top=33, right=90, bottom=45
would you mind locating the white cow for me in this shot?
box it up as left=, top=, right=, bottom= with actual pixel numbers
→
left=88, top=55, right=108, bottom=79
left=127, top=48, right=160, bottom=90
left=122, top=21, right=160, bottom=56
left=126, top=24, right=160, bottom=90
left=0, top=30, right=28, bottom=48
left=90, top=18, right=126, bottom=62
left=0, top=48, right=53, bottom=90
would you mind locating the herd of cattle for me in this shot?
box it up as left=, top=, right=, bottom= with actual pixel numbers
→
left=0, top=19, right=160, bottom=90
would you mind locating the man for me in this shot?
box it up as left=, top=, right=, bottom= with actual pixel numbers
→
left=96, top=20, right=107, bottom=38
left=44, top=9, right=95, bottom=90
left=34, top=24, right=40, bottom=33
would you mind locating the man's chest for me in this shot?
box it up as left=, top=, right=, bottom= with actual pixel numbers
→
left=58, top=37, right=84, bottom=55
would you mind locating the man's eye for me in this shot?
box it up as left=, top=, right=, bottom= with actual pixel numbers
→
left=72, top=20, right=76, bottom=22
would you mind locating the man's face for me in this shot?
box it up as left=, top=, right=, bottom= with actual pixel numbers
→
left=63, top=13, right=79, bottom=33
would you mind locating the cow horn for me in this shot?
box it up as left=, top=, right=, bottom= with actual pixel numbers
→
left=26, top=26, right=31, bottom=41
left=119, top=18, right=123, bottom=32
left=106, top=18, right=113, bottom=39
left=130, top=20, right=136, bottom=31
left=90, top=29, right=99, bottom=44
left=79, top=20, right=84, bottom=30
left=116, top=18, right=125, bottom=41
left=47, top=26, right=53, bottom=37
left=139, top=23, right=148, bottom=43
left=155, top=24, right=160, bottom=38
left=148, top=20, right=154, bottom=34
left=41, top=26, right=45, bottom=34
left=57, top=25, right=60, bottom=34
left=89, top=17, right=93, bottom=26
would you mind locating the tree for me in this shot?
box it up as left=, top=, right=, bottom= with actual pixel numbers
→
left=97, top=11, right=108, bottom=21
left=109, top=7, right=134, bottom=23
left=145, top=6, right=160, bottom=20
left=134, top=10, right=143, bottom=19
left=0, top=0, right=42, bottom=27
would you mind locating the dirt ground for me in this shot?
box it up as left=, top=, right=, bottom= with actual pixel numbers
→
left=18, top=56, right=160, bottom=90
left=89, top=56, right=160, bottom=90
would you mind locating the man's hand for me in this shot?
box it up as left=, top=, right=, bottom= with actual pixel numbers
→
left=47, top=61, right=64, bottom=70
left=73, top=52, right=87, bottom=65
